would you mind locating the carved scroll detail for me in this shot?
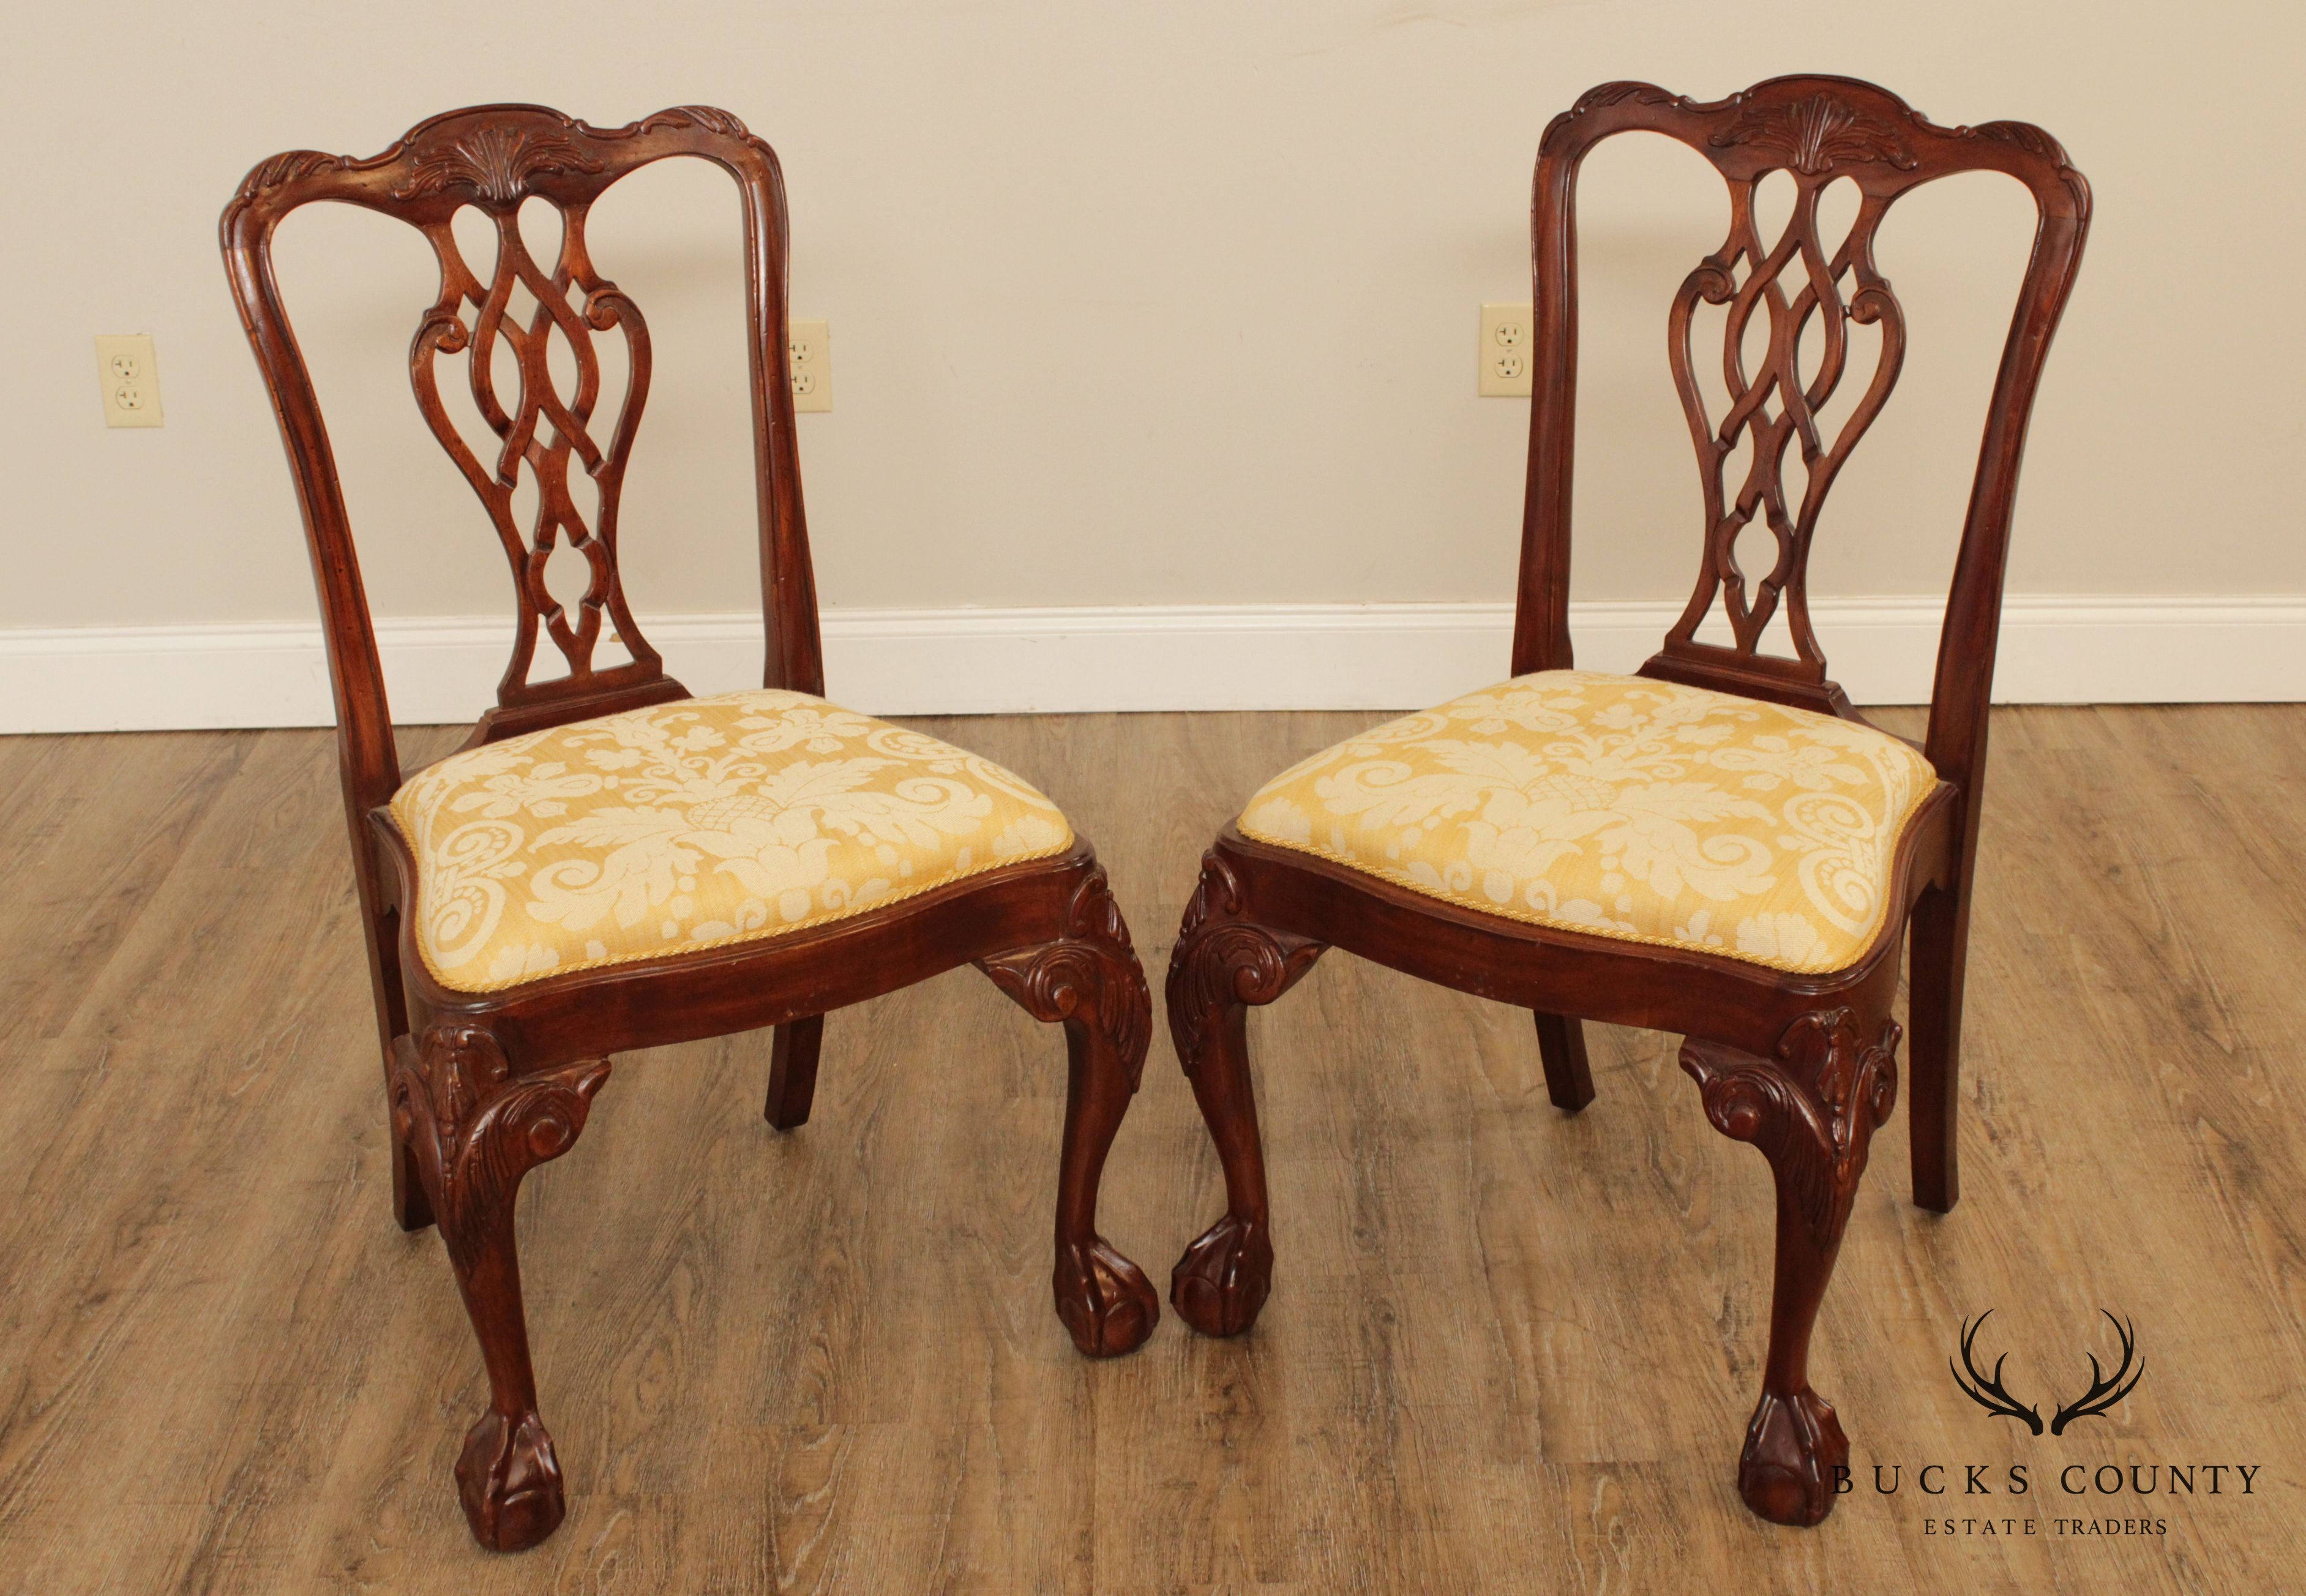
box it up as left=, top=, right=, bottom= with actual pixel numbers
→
left=389, top=1024, right=608, bottom=1262
left=1575, top=80, right=1687, bottom=114
left=1971, top=119, right=2062, bottom=160
left=979, top=867, right=1151, bottom=1082
left=1164, top=852, right=1325, bottom=1077
left=234, top=148, right=351, bottom=201
left=1541, top=80, right=1689, bottom=148
left=1680, top=1008, right=1900, bottom=1246
left=642, top=104, right=752, bottom=139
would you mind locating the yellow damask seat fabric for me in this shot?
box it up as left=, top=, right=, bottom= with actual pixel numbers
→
left=391, top=689, right=1074, bottom=994
left=1237, top=670, right=1940, bottom=976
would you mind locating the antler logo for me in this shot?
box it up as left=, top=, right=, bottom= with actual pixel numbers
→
left=1950, top=1310, right=2144, bottom=1436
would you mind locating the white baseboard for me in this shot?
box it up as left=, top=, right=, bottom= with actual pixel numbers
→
left=2, top=595, right=2299, bottom=733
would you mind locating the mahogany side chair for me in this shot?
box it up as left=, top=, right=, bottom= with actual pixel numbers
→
left=1164, top=75, right=2088, bottom=1527
left=220, top=103, right=1161, bottom=1552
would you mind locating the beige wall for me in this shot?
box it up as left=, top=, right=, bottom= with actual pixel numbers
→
left=5, top=1, right=2297, bottom=633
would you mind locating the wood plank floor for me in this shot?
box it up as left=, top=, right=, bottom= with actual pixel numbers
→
left=0, top=705, right=2300, bottom=1593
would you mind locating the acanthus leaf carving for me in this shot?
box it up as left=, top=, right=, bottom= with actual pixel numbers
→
left=1970, top=119, right=2065, bottom=162
left=1680, top=1008, right=1900, bottom=1247
left=642, top=105, right=753, bottom=139
left=390, top=1024, right=610, bottom=1267
left=236, top=148, right=351, bottom=202
left=978, top=866, right=1152, bottom=1080
left=1544, top=80, right=1689, bottom=148
left=1573, top=80, right=1686, bottom=116
left=1163, top=851, right=1325, bottom=1077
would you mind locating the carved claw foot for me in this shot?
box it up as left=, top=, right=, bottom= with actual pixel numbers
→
left=1739, top=1385, right=1849, bottom=1527
left=456, top=1407, right=567, bottom=1553
left=1054, top=1237, right=1159, bottom=1357
left=1170, top=1212, right=1273, bottom=1338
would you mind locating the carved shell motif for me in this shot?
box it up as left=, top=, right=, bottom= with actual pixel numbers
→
left=394, top=126, right=607, bottom=204
left=1711, top=92, right=1919, bottom=174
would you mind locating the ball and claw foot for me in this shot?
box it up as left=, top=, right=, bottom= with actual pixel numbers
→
left=1170, top=1213, right=1273, bottom=1338
left=457, top=1408, right=567, bottom=1553
left=1055, top=1238, right=1159, bottom=1357
left=1739, top=1387, right=1849, bottom=1527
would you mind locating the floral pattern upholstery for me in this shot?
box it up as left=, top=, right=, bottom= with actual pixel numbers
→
left=1236, top=670, right=1939, bottom=975
left=390, top=690, right=1074, bottom=993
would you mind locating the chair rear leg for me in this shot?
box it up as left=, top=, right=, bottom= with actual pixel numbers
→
left=390, top=1095, right=436, bottom=1231
left=365, top=906, right=433, bottom=1231
left=1907, top=885, right=1967, bottom=1213
left=1165, top=852, right=1325, bottom=1338
left=1532, top=1011, right=1595, bottom=1111
left=764, top=1016, right=824, bottom=1130
left=394, top=1022, right=609, bottom=1553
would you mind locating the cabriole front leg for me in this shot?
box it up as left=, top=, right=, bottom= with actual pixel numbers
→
left=1164, top=852, right=1325, bottom=1338
left=979, top=867, right=1160, bottom=1358
left=392, top=1022, right=609, bottom=1553
left=1680, top=1008, right=1900, bottom=1527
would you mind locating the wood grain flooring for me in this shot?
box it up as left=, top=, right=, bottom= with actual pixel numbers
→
left=0, top=705, right=2300, bottom=1593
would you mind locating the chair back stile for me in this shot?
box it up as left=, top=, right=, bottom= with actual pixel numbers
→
left=1510, top=74, right=2091, bottom=822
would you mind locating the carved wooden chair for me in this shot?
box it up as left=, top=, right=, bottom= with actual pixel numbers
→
left=1164, top=75, right=2089, bottom=1527
left=220, top=104, right=1161, bottom=1553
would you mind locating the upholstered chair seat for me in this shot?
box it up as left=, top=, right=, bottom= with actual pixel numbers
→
left=391, top=691, right=1076, bottom=994
left=1236, top=670, right=1939, bottom=976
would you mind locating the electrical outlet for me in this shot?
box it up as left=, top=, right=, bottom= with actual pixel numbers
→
left=96, top=334, right=164, bottom=427
left=1478, top=302, right=1533, bottom=397
left=788, top=318, right=831, bottom=413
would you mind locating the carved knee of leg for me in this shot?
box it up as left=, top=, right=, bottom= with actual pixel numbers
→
left=391, top=1026, right=611, bottom=1245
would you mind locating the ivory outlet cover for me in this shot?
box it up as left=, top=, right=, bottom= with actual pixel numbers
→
left=1478, top=303, right=1533, bottom=397
left=788, top=318, right=831, bottom=412
left=96, top=334, right=163, bottom=427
